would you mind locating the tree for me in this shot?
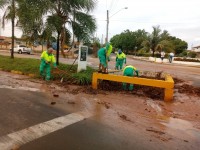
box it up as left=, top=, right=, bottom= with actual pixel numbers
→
left=110, top=26, right=188, bottom=57
left=110, top=29, right=148, bottom=54
left=21, top=0, right=97, bottom=65
left=168, top=36, right=188, bottom=54
left=142, top=26, right=174, bottom=56
left=0, top=0, right=16, bottom=59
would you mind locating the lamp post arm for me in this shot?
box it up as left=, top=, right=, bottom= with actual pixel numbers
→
left=110, top=7, right=128, bottom=18
left=105, top=7, right=128, bottom=43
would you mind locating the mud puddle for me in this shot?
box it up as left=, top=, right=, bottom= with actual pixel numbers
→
left=160, top=117, right=200, bottom=140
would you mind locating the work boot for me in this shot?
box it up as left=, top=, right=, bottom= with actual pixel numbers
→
left=129, top=84, right=134, bottom=91
left=123, top=83, right=127, bottom=90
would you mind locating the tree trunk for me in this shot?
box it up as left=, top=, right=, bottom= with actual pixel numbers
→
left=152, top=50, right=155, bottom=57
left=47, top=39, right=50, bottom=49
left=11, top=0, right=15, bottom=59
left=56, top=32, right=60, bottom=65
left=42, top=40, right=44, bottom=52
left=60, top=28, right=66, bottom=58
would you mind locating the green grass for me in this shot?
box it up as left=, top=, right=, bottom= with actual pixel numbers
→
left=0, top=55, right=41, bottom=76
left=0, top=55, right=95, bottom=85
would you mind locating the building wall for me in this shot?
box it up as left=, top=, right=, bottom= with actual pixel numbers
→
left=192, top=45, right=200, bottom=52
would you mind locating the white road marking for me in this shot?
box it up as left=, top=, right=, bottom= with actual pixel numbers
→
left=0, top=111, right=92, bottom=150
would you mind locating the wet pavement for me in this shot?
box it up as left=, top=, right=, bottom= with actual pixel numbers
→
left=0, top=52, right=200, bottom=149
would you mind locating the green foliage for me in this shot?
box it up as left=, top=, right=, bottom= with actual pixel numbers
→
left=178, top=51, right=188, bottom=57
left=174, top=57, right=200, bottom=62
left=71, top=73, right=91, bottom=85
left=188, top=51, right=197, bottom=58
left=0, top=55, right=95, bottom=85
left=168, top=37, right=188, bottom=54
left=137, top=53, right=151, bottom=57
left=0, top=55, right=41, bottom=77
left=110, top=29, right=148, bottom=54
left=110, top=26, right=188, bottom=56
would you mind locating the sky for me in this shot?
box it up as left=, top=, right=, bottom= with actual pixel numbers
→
left=0, top=0, right=200, bottom=49
left=92, top=0, right=200, bottom=49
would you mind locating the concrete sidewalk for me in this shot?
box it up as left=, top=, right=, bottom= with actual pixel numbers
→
left=130, top=56, right=200, bottom=68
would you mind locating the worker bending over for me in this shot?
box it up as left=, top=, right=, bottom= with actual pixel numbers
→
left=97, top=43, right=113, bottom=73
left=115, top=49, right=126, bottom=70
left=40, top=48, right=57, bottom=81
left=123, top=65, right=139, bottom=90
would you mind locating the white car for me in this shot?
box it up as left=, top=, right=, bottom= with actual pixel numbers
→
left=10, top=45, right=32, bottom=54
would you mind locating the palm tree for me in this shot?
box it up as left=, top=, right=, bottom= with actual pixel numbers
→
left=22, top=0, right=96, bottom=65
left=0, top=0, right=16, bottom=58
left=48, top=0, right=96, bottom=65
left=142, top=26, right=164, bottom=56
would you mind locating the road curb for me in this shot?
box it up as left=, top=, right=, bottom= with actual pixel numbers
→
left=11, top=70, right=23, bottom=75
left=132, top=57, right=200, bottom=68
left=1, top=69, right=36, bottom=77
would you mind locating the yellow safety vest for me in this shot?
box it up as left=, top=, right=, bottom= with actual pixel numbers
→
left=107, top=45, right=113, bottom=56
left=41, top=51, right=56, bottom=64
left=123, top=65, right=136, bottom=73
left=117, top=52, right=126, bottom=59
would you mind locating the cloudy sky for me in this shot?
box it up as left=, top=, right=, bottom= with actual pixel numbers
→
left=0, top=0, right=200, bottom=49
left=92, top=0, right=200, bottom=49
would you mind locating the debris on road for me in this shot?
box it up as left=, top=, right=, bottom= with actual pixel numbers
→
left=97, top=101, right=111, bottom=109
left=68, top=101, right=76, bottom=104
left=53, top=94, right=59, bottom=97
left=146, top=127, right=165, bottom=135
left=50, top=102, right=56, bottom=105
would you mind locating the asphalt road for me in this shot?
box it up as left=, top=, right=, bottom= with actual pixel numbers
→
left=0, top=82, right=157, bottom=150
left=1, top=51, right=200, bottom=87
left=0, top=52, right=200, bottom=149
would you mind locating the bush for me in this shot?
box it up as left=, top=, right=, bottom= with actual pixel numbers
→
left=174, top=57, right=200, bottom=62
left=71, top=67, right=95, bottom=85
left=188, top=52, right=197, bottom=58
left=0, top=55, right=95, bottom=85
left=136, top=49, right=151, bottom=57
left=178, top=51, right=188, bottom=57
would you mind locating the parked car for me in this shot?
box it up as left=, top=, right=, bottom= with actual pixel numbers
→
left=10, top=45, right=32, bottom=54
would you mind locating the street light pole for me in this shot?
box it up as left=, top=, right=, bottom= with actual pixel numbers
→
left=106, top=10, right=109, bottom=43
left=105, top=7, right=128, bottom=43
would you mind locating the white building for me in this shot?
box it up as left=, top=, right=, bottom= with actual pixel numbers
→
left=192, top=45, right=200, bottom=52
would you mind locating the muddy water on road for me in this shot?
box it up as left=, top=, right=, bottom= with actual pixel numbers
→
left=1, top=70, right=200, bottom=149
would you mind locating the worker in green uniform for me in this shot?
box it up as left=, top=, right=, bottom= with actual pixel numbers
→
left=115, top=49, right=126, bottom=70
left=97, top=43, right=113, bottom=73
left=39, top=48, right=57, bottom=81
left=123, top=65, right=139, bottom=90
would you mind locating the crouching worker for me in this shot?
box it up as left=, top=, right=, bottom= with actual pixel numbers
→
left=123, top=65, right=139, bottom=90
left=40, top=48, right=57, bottom=81
left=115, top=49, right=126, bottom=70
left=97, top=43, right=113, bottom=73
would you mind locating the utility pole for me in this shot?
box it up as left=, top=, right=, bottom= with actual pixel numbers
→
left=105, top=7, right=128, bottom=44
left=0, top=18, right=2, bottom=36
left=101, top=34, right=103, bottom=46
left=106, top=10, right=109, bottom=43
left=11, top=0, right=15, bottom=59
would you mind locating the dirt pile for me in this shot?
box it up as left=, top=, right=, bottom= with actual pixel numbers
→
left=176, top=84, right=200, bottom=96
left=55, top=74, right=200, bottom=100
left=173, top=77, right=200, bottom=97
left=98, top=80, right=164, bottom=100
